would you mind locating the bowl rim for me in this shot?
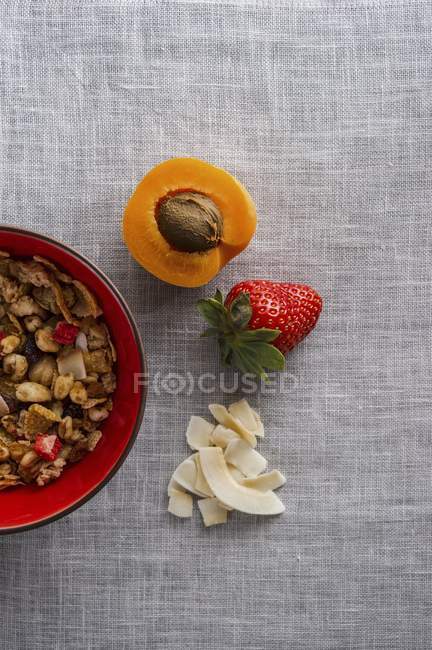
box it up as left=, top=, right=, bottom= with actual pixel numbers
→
left=0, top=225, right=147, bottom=535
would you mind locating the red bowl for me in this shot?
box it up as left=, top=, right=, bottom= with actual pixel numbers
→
left=0, top=226, right=146, bottom=533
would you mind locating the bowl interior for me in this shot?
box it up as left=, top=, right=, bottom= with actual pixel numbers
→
left=0, top=229, right=145, bottom=532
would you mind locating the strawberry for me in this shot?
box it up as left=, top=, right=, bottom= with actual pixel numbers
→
left=52, top=321, right=80, bottom=345
left=197, top=281, right=322, bottom=379
left=34, top=433, right=62, bottom=462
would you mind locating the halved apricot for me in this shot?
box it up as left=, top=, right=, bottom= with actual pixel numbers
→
left=122, top=158, right=256, bottom=288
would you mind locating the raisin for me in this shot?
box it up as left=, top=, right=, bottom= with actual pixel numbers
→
left=24, top=334, right=43, bottom=365
left=63, top=401, right=84, bottom=419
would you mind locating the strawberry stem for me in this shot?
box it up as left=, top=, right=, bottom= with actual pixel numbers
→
left=197, top=290, right=285, bottom=380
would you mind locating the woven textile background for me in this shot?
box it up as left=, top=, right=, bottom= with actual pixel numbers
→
left=1, top=1, right=431, bottom=648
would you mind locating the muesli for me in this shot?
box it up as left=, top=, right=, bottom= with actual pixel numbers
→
left=0, top=252, right=116, bottom=489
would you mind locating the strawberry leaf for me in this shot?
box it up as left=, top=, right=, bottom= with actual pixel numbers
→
left=196, top=299, right=225, bottom=327
left=196, top=290, right=286, bottom=380
left=247, top=342, right=285, bottom=371
left=239, top=328, right=281, bottom=343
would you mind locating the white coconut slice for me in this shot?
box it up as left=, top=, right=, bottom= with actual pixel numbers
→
left=208, top=403, right=257, bottom=448
left=57, top=348, right=87, bottom=380
left=217, top=501, right=234, bottom=511
left=167, top=476, right=186, bottom=497
left=228, top=399, right=264, bottom=438
left=199, top=447, right=285, bottom=515
left=186, top=416, right=214, bottom=450
left=210, top=424, right=241, bottom=449
left=75, top=331, right=88, bottom=352
left=194, top=454, right=214, bottom=497
left=168, top=492, right=193, bottom=518
left=227, top=464, right=245, bottom=482
left=197, top=497, right=228, bottom=526
left=239, top=470, right=286, bottom=492
left=224, top=439, right=267, bottom=478
left=171, top=455, right=207, bottom=497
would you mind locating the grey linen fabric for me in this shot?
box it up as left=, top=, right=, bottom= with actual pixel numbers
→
left=1, top=1, right=432, bottom=648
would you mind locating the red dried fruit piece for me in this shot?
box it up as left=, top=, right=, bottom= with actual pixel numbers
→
left=34, top=434, right=62, bottom=461
left=52, top=321, right=80, bottom=345
left=0, top=330, right=6, bottom=342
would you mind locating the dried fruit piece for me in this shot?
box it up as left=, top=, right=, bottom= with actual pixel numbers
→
left=224, top=439, right=267, bottom=478
left=168, top=492, right=193, bottom=518
left=24, top=333, right=44, bottom=364
left=186, top=415, right=214, bottom=450
left=197, top=497, right=228, bottom=527
left=34, top=434, right=62, bottom=461
left=52, top=321, right=80, bottom=345
left=199, top=447, right=285, bottom=515
left=62, top=401, right=84, bottom=419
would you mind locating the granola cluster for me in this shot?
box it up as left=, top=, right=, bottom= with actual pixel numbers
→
left=0, top=251, right=117, bottom=490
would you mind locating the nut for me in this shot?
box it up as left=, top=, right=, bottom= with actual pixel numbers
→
left=16, top=382, right=52, bottom=403
left=0, top=335, right=21, bottom=355
left=35, top=327, right=60, bottom=353
left=29, top=355, right=57, bottom=386
left=20, top=450, right=39, bottom=468
left=53, top=373, right=74, bottom=400
left=24, top=315, right=43, bottom=333
left=69, top=381, right=88, bottom=405
left=9, top=441, right=30, bottom=462
left=0, top=445, right=10, bottom=462
left=3, top=353, right=28, bottom=382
